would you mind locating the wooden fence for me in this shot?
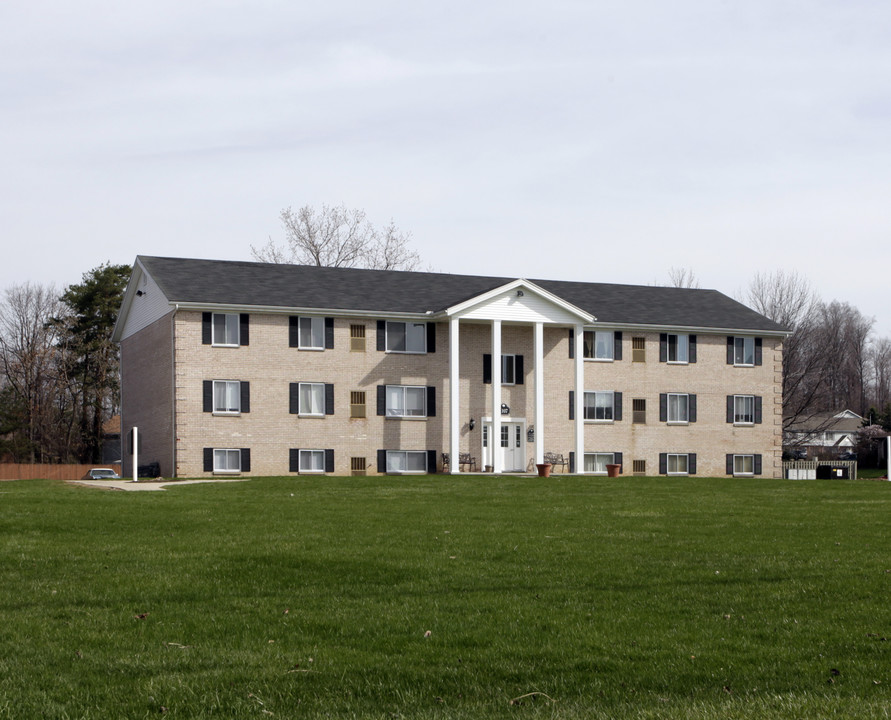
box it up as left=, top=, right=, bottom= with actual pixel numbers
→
left=0, top=463, right=122, bottom=481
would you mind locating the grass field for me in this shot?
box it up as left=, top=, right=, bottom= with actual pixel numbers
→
left=1, top=475, right=889, bottom=719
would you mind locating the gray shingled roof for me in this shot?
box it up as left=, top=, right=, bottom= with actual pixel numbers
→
left=138, top=255, right=788, bottom=333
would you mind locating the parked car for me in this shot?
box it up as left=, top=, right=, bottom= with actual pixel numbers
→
left=838, top=451, right=857, bottom=461
left=86, top=468, right=120, bottom=479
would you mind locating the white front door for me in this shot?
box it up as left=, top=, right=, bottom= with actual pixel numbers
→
left=482, top=421, right=526, bottom=472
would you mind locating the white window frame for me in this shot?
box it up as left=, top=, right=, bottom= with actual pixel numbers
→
left=386, top=450, right=428, bottom=473
left=298, top=316, right=324, bottom=350
left=667, top=393, right=689, bottom=424
left=667, top=453, right=689, bottom=475
left=385, top=385, right=427, bottom=418
left=501, top=354, right=517, bottom=385
left=583, top=330, right=614, bottom=361
left=213, top=448, right=241, bottom=473
left=584, top=452, right=615, bottom=475
left=385, top=321, right=427, bottom=354
left=583, top=391, right=615, bottom=422
left=298, top=382, right=325, bottom=417
left=734, top=395, right=755, bottom=425
left=212, top=313, right=239, bottom=347
left=734, top=336, right=755, bottom=366
left=212, top=380, right=241, bottom=415
left=733, top=454, right=755, bottom=476
left=667, top=333, right=689, bottom=364
left=299, top=449, right=325, bottom=473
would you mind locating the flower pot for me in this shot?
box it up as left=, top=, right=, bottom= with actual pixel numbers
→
left=536, top=463, right=552, bottom=478
left=484, top=465, right=493, bottom=473
left=606, top=463, right=621, bottom=478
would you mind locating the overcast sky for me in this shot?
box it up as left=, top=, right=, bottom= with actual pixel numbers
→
left=2, top=1, right=889, bottom=335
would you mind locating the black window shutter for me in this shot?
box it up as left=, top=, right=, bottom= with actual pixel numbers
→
left=203, top=380, right=213, bottom=413
left=483, top=354, right=492, bottom=384
left=726, top=396, right=734, bottom=423
left=569, top=451, right=575, bottom=473
left=515, top=355, right=524, bottom=385
left=324, top=318, right=334, bottom=349
left=289, top=383, right=299, bottom=414
left=325, top=449, right=335, bottom=473
left=659, top=393, right=667, bottom=422
left=688, top=394, right=697, bottom=423
left=241, top=449, right=251, bottom=472
left=755, top=396, right=763, bottom=424
left=659, top=333, right=668, bottom=363
left=427, top=323, right=436, bottom=353
left=688, top=453, right=697, bottom=475
left=239, top=314, right=249, bottom=346
left=377, top=321, right=386, bottom=351
left=614, top=452, right=623, bottom=468
left=289, top=449, right=300, bottom=473
left=241, top=381, right=250, bottom=413
left=726, top=454, right=734, bottom=475
left=755, top=338, right=763, bottom=366
left=727, top=337, right=734, bottom=364
left=204, top=448, right=214, bottom=472
left=377, top=385, right=386, bottom=416
left=325, top=384, right=335, bottom=415
left=289, top=316, right=299, bottom=347
left=614, top=392, right=623, bottom=421
left=202, top=313, right=212, bottom=344
left=427, top=386, right=436, bottom=417
left=754, top=454, right=763, bottom=475
left=659, top=453, right=667, bottom=475
left=377, top=449, right=387, bottom=473
left=568, top=328, right=575, bottom=359
left=569, top=391, right=575, bottom=420
left=689, top=335, right=697, bottom=363
left=427, top=449, right=436, bottom=473
left=614, top=332, right=623, bottom=361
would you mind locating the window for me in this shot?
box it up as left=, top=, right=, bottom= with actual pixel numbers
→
left=386, top=385, right=427, bottom=417
left=632, top=337, right=646, bottom=363
left=734, top=395, right=755, bottom=424
left=734, top=337, right=755, bottom=366
left=298, top=317, right=324, bottom=349
left=214, top=449, right=241, bottom=473
left=667, top=334, right=688, bottom=363
left=299, top=383, right=325, bottom=416
left=667, top=393, right=689, bottom=423
left=502, top=354, right=517, bottom=384
left=584, top=391, right=615, bottom=421
left=385, top=321, right=426, bottom=353
left=350, top=324, right=366, bottom=352
left=733, top=454, right=755, bottom=476
left=386, top=450, right=428, bottom=473
left=632, top=398, right=646, bottom=424
left=583, top=331, right=614, bottom=360
left=350, top=391, right=366, bottom=418
left=584, top=452, right=615, bottom=474
left=667, top=454, right=689, bottom=475
left=299, top=449, right=325, bottom=472
left=213, top=380, right=241, bottom=414
left=212, top=313, right=239, bottom=346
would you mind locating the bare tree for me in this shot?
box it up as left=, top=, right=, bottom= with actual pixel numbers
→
left=252, top=204, right=421, bottom=271
left=868, top=338, right=891, bottom=411
left=666, top=267, right=700, bottom=288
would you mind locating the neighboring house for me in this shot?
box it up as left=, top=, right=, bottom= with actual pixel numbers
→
left=112, top=256, right=788, bottom=479
left=784, top=410, right=864, bottom=458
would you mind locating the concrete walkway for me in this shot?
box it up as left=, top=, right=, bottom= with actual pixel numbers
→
left=69, top=478, right=250, bottom=491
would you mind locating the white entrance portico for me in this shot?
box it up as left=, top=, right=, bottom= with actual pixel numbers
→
left=444, top=279, right=594, bottom=474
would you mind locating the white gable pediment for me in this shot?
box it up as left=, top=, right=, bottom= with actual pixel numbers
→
left=446, top=280, right=594, bottom=325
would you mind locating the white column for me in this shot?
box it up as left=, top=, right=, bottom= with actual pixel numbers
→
left=449, top=316, right=461, bottom=474
left=574, top=323, right=585, bottom=473
left=492, top=319, right=502, bottom=473
left=534, top=321, right=544, bottom=466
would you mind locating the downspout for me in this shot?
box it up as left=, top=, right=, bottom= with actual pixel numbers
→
left=171, top=304, right=178, bottom=477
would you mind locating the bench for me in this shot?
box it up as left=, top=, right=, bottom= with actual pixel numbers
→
left=543, top=452, right=568, bottom=472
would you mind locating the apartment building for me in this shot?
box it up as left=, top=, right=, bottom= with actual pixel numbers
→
left=113, top=256, right=788, bottom=478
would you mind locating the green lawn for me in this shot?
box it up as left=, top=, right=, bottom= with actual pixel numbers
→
left=1, top=475, right=889, bottom=719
